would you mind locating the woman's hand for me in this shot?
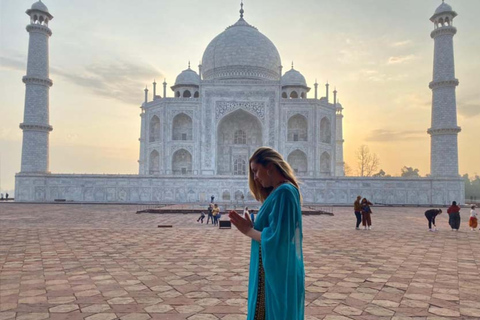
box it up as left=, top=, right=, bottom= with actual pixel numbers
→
left=229, top=210, right=252, bottom=235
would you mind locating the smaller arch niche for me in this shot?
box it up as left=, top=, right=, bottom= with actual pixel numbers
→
left=194, top=91, right=199, bottom=98
left=176, top=91, right=181, bottom=98
left=320, top=151, right=331, bottom=175
left=183, top=90, right=191, bottom=98
left=222, top=191, right=231, bottom=201
left=234, top=130, right=246, bottom=145
left=290, top=91, right=298, bottom=99
left=233, top=157, right=246, bottom=175
left=282, top=92, right=288, bottom=99
left=149, top=150, right=160, bottom=175
left=149, top=116, right=161, bottom=142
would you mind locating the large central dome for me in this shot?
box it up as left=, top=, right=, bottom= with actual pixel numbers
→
left=201, top=17, right=282, bottom=81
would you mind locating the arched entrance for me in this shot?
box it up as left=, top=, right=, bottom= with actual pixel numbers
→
left=216, top=109, right=262, bottom=175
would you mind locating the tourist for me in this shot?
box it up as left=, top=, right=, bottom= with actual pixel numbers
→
left=424, top=208, right=442, bottom=231
left=353, top=195, right=362, bottom=230
left=206, top=204, right=213, bottom=224
left=229, top=147, right=304, bottom=320
left=212, top=204, right=220, bottom=226
left=5, top=193, right=8, bottom=200
left=361, top=198, right=373, bottom=230
left=469, top=205, right=477, bottom=231
left=211, top=195, right=215, bottom=203
left=197, top=211, right=205, bottom=223
left=447, top=201, right=461, bottom=231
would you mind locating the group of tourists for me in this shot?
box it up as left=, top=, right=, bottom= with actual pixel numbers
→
left=353, top=196, right=374, bottom=230
left=425, top=202, right=478, bottom=231
left=197, top=203, right=221, bottom=225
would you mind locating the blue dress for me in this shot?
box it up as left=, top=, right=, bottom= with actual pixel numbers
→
left=247, top=183, right=305, bottom=320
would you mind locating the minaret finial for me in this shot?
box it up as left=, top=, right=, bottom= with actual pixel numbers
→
left=291, top=61, right=294, bottom=69
left=188, top=61, right=191, bottom=69
left=240, top=1, right=244, bottom=19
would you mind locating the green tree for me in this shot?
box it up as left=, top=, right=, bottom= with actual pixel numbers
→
left=464, top=174, right=480, bottom=203
left=401, top=166, right=420, bottom=178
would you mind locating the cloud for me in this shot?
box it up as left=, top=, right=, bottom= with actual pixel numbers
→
left=0, top=56, right=26, bottom=72
left=388, top=54, right=415, bottom=64
left=366, top=129, right=425, bottom=142
left=1, top=55, right=163, bottom=105
left=52, top=60, right=163, bottom=105
left=348, top=69, right=408, bottom=82
left=391, top=40, right=412, bottom=47
left=458, top=102, right=480, bottom=118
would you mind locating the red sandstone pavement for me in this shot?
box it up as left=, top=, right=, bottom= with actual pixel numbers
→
left=1, top=203, right=479, bottom=320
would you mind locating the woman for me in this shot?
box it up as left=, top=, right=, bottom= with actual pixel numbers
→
left=361, top=198, right=373, bottom=230
left=447, top=201, right=461, bottom=231
left=229, top=147, right=305, bottom=320
left=469, top=205, right=477, bottom=231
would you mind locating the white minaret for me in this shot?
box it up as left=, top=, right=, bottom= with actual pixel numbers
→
left=428, top=1, right=461, bottom=177
left=20, top=1, right=53, bottom=173
left=334, top=89, right=345, bottom=176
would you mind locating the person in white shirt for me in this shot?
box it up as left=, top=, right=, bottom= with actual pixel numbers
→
left=469, top=205, right=478, bottom=231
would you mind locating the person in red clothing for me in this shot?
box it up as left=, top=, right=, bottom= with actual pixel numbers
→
left=447, top=201, right=461, bottom=231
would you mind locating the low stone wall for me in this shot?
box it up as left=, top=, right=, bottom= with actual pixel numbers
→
left=15, top=173, right=465, bottom=205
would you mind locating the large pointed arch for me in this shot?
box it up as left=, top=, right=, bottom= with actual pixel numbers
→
left=217, top=109, right=262, bottom=175
left=172, top=149, right=192, bottom=175
left=172, top=113, right=193, bottom=141
left=288, top=114, right=308, bottom=141
left=287, top=149, right=308, bottom=176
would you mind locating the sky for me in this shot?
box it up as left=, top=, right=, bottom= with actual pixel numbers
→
left=1, top=0, right=479, bottom=193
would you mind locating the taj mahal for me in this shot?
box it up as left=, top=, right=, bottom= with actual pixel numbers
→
left=15, top=1, right=465, bottom=205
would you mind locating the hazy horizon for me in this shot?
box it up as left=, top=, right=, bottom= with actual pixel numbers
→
left=1, top=0, right=479, bottom=193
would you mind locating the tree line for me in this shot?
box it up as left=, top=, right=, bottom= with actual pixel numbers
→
left=344, top=146, right=480, bottom=201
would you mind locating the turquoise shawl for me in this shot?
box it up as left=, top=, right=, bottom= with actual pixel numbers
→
left=247, top=183, right=305, bottom=320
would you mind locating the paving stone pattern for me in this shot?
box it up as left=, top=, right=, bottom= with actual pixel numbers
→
left=1, top=203, right=479, bottom=319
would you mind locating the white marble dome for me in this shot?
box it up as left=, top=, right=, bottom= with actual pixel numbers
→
left=31, top=1, right=49, bottom=13
left=175, top=68, right=200, bottom=86
left=201, top=18, right=282, bottom=81
left=282, top=67, right=307, bottom=87
left=435, top=2, right=453, bottom=14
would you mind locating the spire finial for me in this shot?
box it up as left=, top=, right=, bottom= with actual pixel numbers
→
left=291, top=61, right=294, bottom=69
left=240, top=1, right=244, bottom=19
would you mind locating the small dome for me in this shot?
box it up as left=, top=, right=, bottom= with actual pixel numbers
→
left=31, top=1, right=49, bottom=13
left=174, top=68, right=200, bottom=86
left=435, top=2, right=453, bottom=14
left=282, top=68, right=307, bottom=87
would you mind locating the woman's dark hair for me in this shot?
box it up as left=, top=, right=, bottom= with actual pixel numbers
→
left=452, top=201, right=457, bottom=206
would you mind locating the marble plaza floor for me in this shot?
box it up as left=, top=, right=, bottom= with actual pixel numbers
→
left=1, top=204, right=479, bottom=320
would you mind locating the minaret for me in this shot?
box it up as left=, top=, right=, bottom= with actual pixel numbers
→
left=428, top=1, right=461, bottom=177
left=163, top=79, right=167, bottom=99
left=152, top=79, right=157, bottom=99
left=325, top=82, right=329, bottom=103
left=314, top=80, right=318, bottom=99
left=334, top=89, right=345, bottom=176
left=144, top=86, right=148, bottom=104
left=19, top=1, right=54, bottom=173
